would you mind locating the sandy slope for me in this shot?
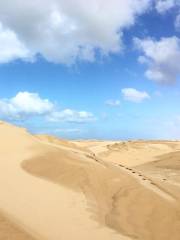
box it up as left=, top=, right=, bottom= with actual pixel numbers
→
left=0, top=122, right=129, bottom=240
left=136, top=150, right=180, bottom=201
left=1, top=122, right=180, bottom=239
left=76, top=140, right=180, bottom=166
left=0, top=211, right=35, bottom=240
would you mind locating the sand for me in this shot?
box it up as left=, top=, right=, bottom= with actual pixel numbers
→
left=0, top=121, right=180, bottom=239
left=0, top=211, right=35, bottom=240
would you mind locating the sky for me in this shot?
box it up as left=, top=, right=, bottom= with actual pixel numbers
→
left=0, top=0, right=180, bottom=140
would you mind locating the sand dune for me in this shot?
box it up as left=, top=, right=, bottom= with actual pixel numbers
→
left=79, top=140, right=180, bottom=166
left=1, top=121, right=180, bottom=239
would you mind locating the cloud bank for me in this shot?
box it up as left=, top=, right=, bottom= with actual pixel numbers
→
left=0, top=0, right=151, bottom=64
left=0, top=92, right=95, bottom=123
left=47, top=109, right=96, bottom=123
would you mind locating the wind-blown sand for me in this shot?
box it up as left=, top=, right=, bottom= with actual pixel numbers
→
left=0, top=121, right=180, bottom=239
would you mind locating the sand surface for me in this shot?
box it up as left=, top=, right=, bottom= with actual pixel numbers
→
left=0, top=121, right=180, bottom=239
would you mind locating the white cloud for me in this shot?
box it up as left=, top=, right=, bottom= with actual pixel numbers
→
left=134, top=36, right=180, bottom=83
left=47, top=109, right=96, bottom=123
left=54, top=128, right=81, bottom=133
left=0, top=23, right=32, bottom=63
left=155, top=0, right=180, bottom=33
left=155, top=0, right=178, bottom=13
left=155, top=1, right=180, bottom=30
left=0, top=0, right=151, bottom=64
left=105, top=99, right=120, bottom=106
left=11, top=92, right=54, bottom=115
left=0, top=92, right=54, bottom=119
left=122, top=88, right=150, bottom=102
left=0, top=92, right=96, bottom=123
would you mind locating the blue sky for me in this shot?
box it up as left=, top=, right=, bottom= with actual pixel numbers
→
left=0, top=0, right=180, bottom=139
